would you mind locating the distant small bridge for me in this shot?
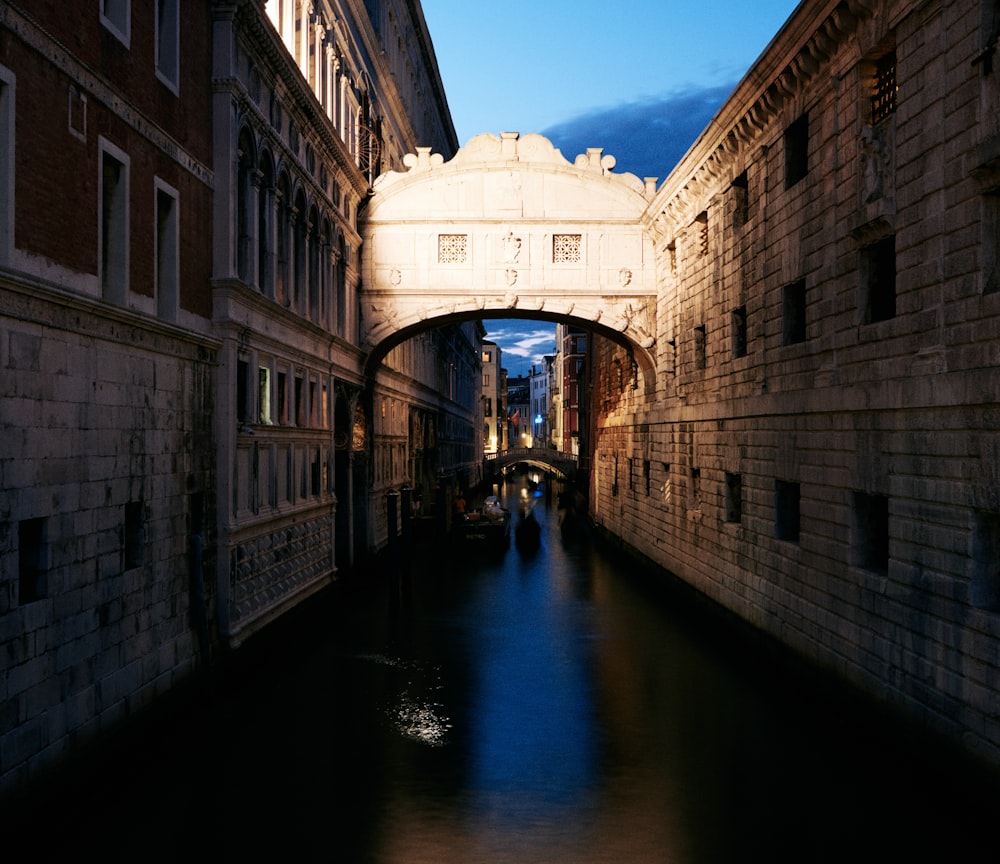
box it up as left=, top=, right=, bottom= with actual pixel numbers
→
left=484, top=447, right=578, bottom=479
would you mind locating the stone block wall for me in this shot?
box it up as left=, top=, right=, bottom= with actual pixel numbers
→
left=0, top=281, right=216, bottom=789
left=591, top=0, right=1000, bottom=767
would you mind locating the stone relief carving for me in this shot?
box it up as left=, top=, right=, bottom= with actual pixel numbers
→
left=501, top=231, right=522, bottom=263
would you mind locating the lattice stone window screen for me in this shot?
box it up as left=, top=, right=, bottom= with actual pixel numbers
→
left=438, top=233, right=467, bottom=263
left=553, top=234, right=581, bottom=263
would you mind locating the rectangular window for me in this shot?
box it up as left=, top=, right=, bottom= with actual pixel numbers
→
left=277, top=371, right=287, bottom=424
left=784, top=113, right=809, bottom=189
left=258, top=366, right=272, bottom=424
left=237, top=359, right=249, bottom=423
left=553, top=234, right=582, bottom=263
left=124, top=501, right=144, bottom=569
left=724, top=472, right=742, bottom=523
left=775, top=480, right=801, bottom=542
left=871, top=51, right=896, bottom=125
left=971, top=512, right=1000, bottom=611
left=438, top=234, right=467, bottom=263
left=155, top=0, right=179, bottom=92
left=643, top=460, right=651, bottom=496
left=100, top=0, right=131, bottom=47
left=731, top=170, right=749, bottom=229
left=68, top=84, right=87, bottom=142
left=0, top=66, right=13, bottom=262
left=484, top=397, right=492, bottom=417
left=782, top=279, right=807, bottom=345
left=862, top=235, right=896, bottom=323
left=693, top=324, right=706, bottom=370
left=155, top=180, right=179, bottom=322
left=853, top=492, right=889, bottom=573
left=18, top=518, right=48, bottom=604
left=294, top=374, right=304, bottom=425
left=731, top=306, right=747, bottom=358
left=100, top=140, right=129, bottom=304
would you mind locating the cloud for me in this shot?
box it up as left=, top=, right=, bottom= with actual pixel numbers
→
left=485, top=321, right=556, bottom=371
left=540, top=83, right=736, bottom=184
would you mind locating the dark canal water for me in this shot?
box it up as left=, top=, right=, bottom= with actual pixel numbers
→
left=8, top=478, right=1000, bottom=862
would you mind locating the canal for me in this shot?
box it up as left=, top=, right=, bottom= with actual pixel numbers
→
left=9, top=477, right=1000, bottom=862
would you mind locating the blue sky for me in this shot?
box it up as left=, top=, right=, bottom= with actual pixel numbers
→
left=420, top=0, right=801, bottom=373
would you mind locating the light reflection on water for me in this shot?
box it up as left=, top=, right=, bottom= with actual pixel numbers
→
left=11, top=476, right=1000, bottom=862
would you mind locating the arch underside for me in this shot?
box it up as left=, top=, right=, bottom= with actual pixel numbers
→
left=362, top=305, right=656, bottom=388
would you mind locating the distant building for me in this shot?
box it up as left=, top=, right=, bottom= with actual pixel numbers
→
left=481, top=340, right=502, bottom=453
left=558, top=325, right=587, bottom=455
left=529, top=360, right=552, bottom=447
left=505, top=374, right=530, bottom=449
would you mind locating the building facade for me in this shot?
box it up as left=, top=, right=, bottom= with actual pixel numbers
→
left=589, top=0, right=1000, bottom=768
left=0, top=0, right=467, bottom=793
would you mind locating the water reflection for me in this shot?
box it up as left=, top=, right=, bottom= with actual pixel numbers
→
left=9, top=475, right=1000, bottom=862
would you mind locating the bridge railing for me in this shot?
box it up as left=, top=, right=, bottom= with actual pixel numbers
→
left=483, top=447, right=578, bottom=467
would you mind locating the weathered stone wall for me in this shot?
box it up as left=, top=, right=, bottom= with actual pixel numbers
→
left=590, top=0, right=1000, bottom=767
left=0, top=280, right=217, bottom=789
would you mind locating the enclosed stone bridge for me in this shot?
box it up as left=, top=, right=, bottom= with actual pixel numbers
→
left=485, top=447, right=578, bottom=479
left=359, top=132, right=660, bottom=388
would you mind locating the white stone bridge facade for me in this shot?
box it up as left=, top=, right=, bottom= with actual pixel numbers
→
left=360, top=132, right=659, bottom=383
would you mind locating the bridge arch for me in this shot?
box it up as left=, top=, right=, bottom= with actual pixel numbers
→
left=359, top=132, right=660, bottom=390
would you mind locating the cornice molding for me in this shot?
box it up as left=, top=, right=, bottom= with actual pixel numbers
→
left=646, top=0, right=876, bottom=239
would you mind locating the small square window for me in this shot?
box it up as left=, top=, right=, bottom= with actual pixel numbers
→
left=438, top=234, right=467, bottom=263
left=553, top=234, right=582, bottom=263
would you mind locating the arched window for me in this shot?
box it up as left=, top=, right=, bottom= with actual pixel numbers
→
left=336, top=231, right=347, bottom=338
left=258, top=152, right=275, bottom=298
left=321, top=217, right=333, bottom=331
left=236, top=128, right=255, bottom=282
left=293, top=187, right=307, bottom=313
left=308, top=204, right=320, bottom=321
left=276, top=172, right=291, bottom=306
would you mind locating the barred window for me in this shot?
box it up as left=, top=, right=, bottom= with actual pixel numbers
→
left=438, top=233, right=467, bottom=263
left=553, top=234, right=581, bottom=263
left=871, top=52, right=897, bottom=125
